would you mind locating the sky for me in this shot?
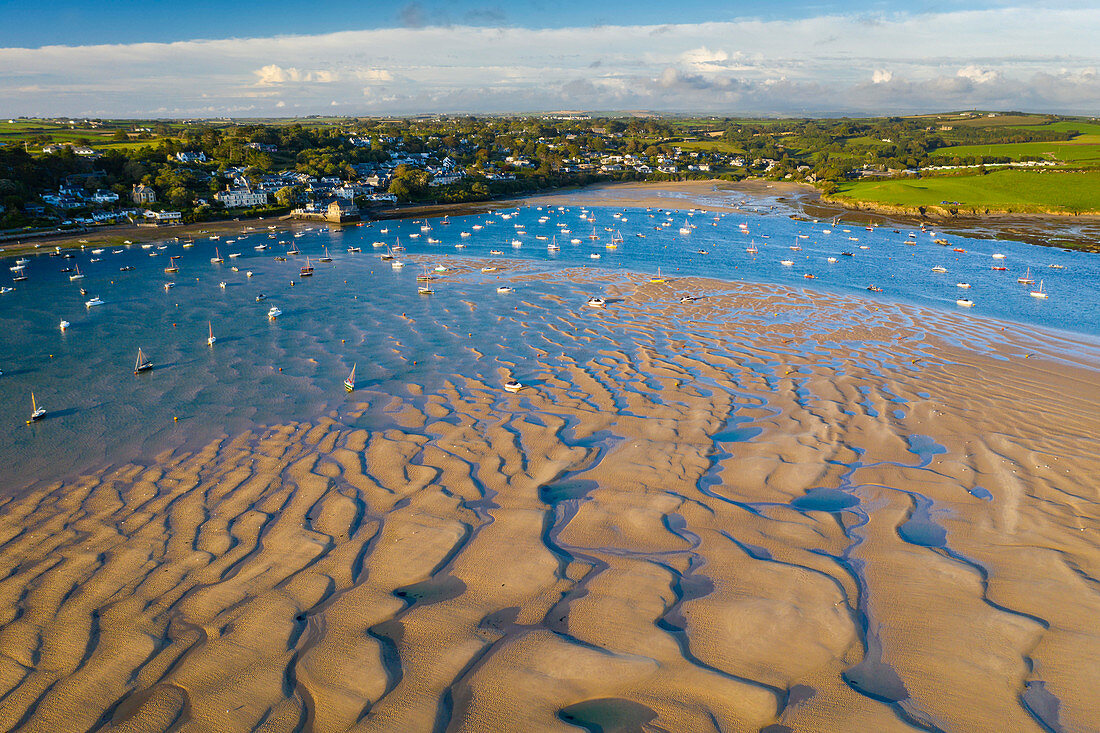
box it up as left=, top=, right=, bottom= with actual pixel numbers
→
left=1, top=0, right=1098, bottom=117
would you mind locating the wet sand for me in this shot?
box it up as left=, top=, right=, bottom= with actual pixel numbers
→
left=1, top=267, right=1098, bottom=732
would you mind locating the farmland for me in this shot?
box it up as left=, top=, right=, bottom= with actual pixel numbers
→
left=833, top=169, right=1100, bottom=214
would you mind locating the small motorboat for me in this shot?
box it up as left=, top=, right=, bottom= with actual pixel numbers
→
left=504, top=380, right=524, bottom=393
left=957, top=283, right=971, bottom=289
left=586, top=297, right=606, bottom=308
left=956, top=299, right=975, bottom=307
left=85, top=296, right=104, bottom=307
left=267, top=306, right=282, bottom=319
left=497, top=286, right=514, bottom=293
left=59, top=319, right=69, bottom=330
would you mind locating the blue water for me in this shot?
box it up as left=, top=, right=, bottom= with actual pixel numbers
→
left=1, top=198, right=1098, bottom=492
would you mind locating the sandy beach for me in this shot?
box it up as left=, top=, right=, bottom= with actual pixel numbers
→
left=1, top=262, right=1098, bottom=731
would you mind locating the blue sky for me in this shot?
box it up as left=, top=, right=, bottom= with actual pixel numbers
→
left=1, top=1, right=1097, bottom=117
left=0, top=0, right=1027, bottom=47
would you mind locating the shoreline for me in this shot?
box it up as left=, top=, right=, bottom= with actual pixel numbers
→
left=5, top=178, right=1097, bottom=260
left=2, top=262, right=1098, bottom=730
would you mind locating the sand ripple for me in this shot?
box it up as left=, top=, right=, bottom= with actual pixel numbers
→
left=1, top=275, right=1099, bottom=731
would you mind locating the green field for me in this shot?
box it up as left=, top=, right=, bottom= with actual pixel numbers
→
left=931, top=136, right=1100, bottom=164
left=0, top=120, right=178, bottom=152
left=834, top=169, right=1100, bottom=213
left=1004, top=121, right=1100, bottom=135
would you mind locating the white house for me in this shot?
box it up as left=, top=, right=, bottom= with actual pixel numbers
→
left=91, top=189, right=119, bottom=204
left=176, top=151, right=207, bottom=163
left=142, top=210, right=182, bottom=222
left=215, top=187, right=268, bottom=208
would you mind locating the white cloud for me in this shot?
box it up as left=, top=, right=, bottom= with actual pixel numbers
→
left=0, top=9, right=1097, bottom=116
left=957, top=65, right=1000, bottom=84
left=254, top=64, right=338, bottom=85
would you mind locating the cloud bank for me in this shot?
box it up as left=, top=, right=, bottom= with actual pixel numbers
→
left=1, top=9, right=1098, bottom=117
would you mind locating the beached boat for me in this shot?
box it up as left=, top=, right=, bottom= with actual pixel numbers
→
left=1030, top=281, right=1049, bottom=299
left=586, top=297, right=606, bottom=308
left=504, top=380, right=524, bottom=393
left=300, top=257, right=314, bottom=277
left=134, top=348, right=153, bottom=374
left=344, top=364, right=356, bottom=392
left=650, top=268, right=667, bottom=284
left=28, top=392, right=46, bottom=422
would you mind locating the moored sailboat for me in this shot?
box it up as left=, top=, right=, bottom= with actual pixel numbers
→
left=134, top=347, right=153, bottom=373
left=28, top=392, right=46, bottom=422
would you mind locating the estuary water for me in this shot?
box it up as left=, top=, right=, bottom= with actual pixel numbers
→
left=1, top=199, right=1098, bottom=494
